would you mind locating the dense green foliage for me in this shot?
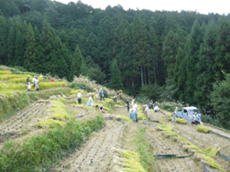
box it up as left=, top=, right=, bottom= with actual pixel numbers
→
left=110, top=59, right=123, bottom=90
left=210, top=73, right=230, bottom=129
left=1, top=0, right=230, bottom=128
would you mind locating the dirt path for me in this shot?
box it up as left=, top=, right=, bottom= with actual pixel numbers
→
left=55, top=120, right=124, bottom=172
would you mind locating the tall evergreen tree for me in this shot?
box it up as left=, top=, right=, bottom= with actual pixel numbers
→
left=40, top=20, right=55, bottom=73
left=70, top=45, right=83, bottom=78
left=97, top=16, right=113, bottom=74
left=213, top=19, right=230, bottom=80
left=0, top=15, right=7, bottom=64
left=132, top=16, right=149, bottom=86
left=110, top=59, right=123, bottom=90
left=7, top=26, right=15, bottom=66
left=162, top=30, right=179, bottom=79
left=195, top=22, right=218, bottom=111
left=24, top=23, right=37, bottom=71
left=14, top=30, right=25, bottom=66
left=79, top=56, right=88, bottom=76
left=59, top=29, right=69, bottom=47
left=51, top=36, right=69, bottom=78
left=184, top=20, right=205, bottom=104
left=148, top=27, right=160, bottom=84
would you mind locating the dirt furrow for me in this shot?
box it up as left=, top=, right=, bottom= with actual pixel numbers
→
left=146, top=128, right=202, bottom=172
left=55, top=121, right=124, bottom=172
left=0, top=102, right=51, bottom=134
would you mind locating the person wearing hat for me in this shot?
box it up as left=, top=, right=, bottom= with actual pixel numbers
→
left=34, top=76, right=39, bottom=91
left=94, top=88, right=99, bottom=100
left=26, top=76, right=31, bottom=91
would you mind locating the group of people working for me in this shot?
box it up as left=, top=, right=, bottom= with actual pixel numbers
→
left=126, top=99, right=160, bottom=123
left=171, top=107, right=202, bottom=125
left=77, top=88, right=105, bottom=106
left=77, top=88, right=108, bottom=114
left=26, top=75, right=39, bottom=91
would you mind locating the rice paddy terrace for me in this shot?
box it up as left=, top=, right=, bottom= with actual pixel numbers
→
left=0, top=66, right=229, bottom=172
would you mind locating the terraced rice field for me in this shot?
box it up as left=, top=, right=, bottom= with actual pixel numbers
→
left=0, top=88, right=229, bottom=172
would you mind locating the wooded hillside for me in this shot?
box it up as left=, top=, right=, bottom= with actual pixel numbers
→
left=1, top=0, right=230, bottom=128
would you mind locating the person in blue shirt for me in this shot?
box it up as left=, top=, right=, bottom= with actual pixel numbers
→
left=99, top=88, right=105, bottom=101
left=130, top=109, right=138, bottom=123
left=193, top=113, right=201, bottom=125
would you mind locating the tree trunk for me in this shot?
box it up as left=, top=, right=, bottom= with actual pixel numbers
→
left=144, top=66, right=147, bottom=85
left=141, top=67, right=144, bottom=87
left=148, top=66, right=151, bottom=85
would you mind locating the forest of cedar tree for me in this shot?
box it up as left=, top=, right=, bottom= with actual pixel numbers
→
left=0, top=0, right=230, bottom=129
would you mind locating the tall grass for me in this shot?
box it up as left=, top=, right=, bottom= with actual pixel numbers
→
left=0, top=70, right=12, bottom=75
left=72, top=75, right=131, bottom=100
left=39, top=82, right=66, bottom=89
left=0, top=83, right=26, bottom=90
left=0, top=74, right=29, bottom=80
left=10, top=77, right=43, bottom=83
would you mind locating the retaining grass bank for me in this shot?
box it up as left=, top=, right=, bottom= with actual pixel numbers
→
left=136, top=127, right=155, bottom=171
left=0, top=116, right=104, bottom=172
left=0, top=88, right=71, bottom=122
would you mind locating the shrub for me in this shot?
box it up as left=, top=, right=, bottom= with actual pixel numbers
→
left=35, top=119, right=65, bottom=128
left=210, top=73, right=230, bottom=129
left=197, top=126, right=211, bottom=133
left=102, top=98, right=115, bottom=110
left=138, top=112, right=147, bottom=120
left=176, top=118, right=188, bottom=124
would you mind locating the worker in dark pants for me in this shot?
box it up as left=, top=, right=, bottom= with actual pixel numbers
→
left=126, top=99, right=130, bottom=112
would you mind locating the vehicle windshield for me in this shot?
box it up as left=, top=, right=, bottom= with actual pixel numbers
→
left=188, top=109, right=200, bottom=115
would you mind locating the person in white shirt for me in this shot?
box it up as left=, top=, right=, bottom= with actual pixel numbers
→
left=87, top=95, right=93, bottom=106
left=35, top=76, right=39, bottom=91
left=131, top=99, right=136, bottom=109
left=32, top=76, right=36, bottom=87
left=143, top=104, right=149, bottom=118
left=77, top=91, right=83, bottom=104
left=133, top=101, right=137, bottom=113
left=26, top=76, right=31, bottom=91
left=154, top=105, right=159, bottom=112
left=94, top=88, right=99, bottom=100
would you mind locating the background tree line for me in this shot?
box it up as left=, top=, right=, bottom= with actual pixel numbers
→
left=0, top=0, right=230, bottom=128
